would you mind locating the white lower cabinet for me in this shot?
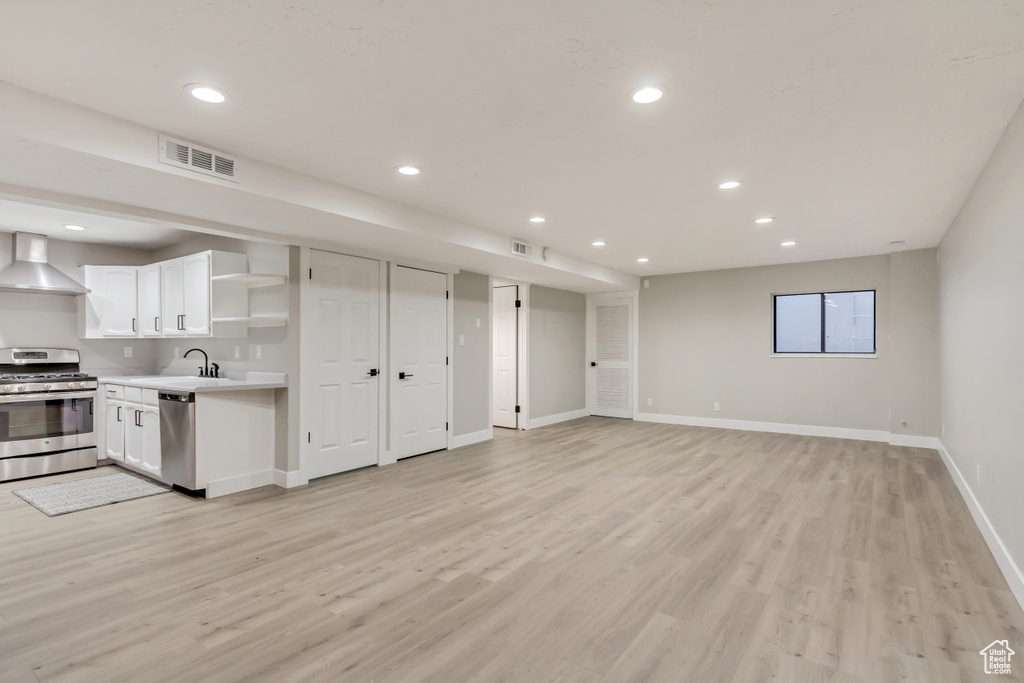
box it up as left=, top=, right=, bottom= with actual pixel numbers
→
left=104, top=384, right=161, bottom=479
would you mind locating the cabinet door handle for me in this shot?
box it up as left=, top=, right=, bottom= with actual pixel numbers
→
left=116, top=406, right=121, bottom=422
left=155, top=317, right=160, bottom=332
left=178, top=314, right=185, bottom=331
left=136, top=410, right=142, bottom=427
left=132, top=318, right=137, bottom=333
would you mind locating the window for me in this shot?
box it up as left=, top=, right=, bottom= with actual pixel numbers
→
left=773, top=290, right=875, bottom=354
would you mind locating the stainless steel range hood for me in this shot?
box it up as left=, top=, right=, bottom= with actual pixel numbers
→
left=0, top=232, right=89, bottom=295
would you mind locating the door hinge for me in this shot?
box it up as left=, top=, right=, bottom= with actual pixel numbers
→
left=515, top=299, right=521, bottom=308
left=446, top=421, right=449, bottom=430
left=515, top=405, right=521, bottom=413
left=307, top=432, right=311, bottom=443
left=309, top=268, right=312, bottom=280
left=446, top=356, right=449, bottom=365
left=446, top=290, right=449, bottom=299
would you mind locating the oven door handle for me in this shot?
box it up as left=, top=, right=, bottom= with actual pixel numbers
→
left=0, top=391, right=97, bottom=403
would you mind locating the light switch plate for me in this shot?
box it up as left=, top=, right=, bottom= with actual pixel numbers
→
left=123, top=346, right=132, bottom=359
left=459, top=335, right=465, bottom=346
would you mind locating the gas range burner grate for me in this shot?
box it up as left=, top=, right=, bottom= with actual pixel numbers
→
left=0, top=372, right=94, bottom=381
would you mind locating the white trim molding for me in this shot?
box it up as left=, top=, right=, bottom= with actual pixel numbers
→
left=273, top=469, right=308, bottom=489
left=449, top=428, right=493, bottom=450
left=636, top=412, right=891, bottom=442
left=888, top=434, right=941, bottom=449
left=528, top=408, right=589, bottom=429
left=207, top=470, right=276, bottom=499
left=936, top=440, right=1024, bottom=611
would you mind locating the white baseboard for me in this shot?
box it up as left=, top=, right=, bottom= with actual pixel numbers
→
left=273, top=469, right=307, bottom=489
left=887, top=434, right=940, bottom=449
left=635, top=412, right=892, bottom=443
left=449, top=428, right=493, bottom=450
left=206, top=470, right=276, bottom=498
left=527, top=408, right=589, bottom=430
left=936, top=440, right=1024, bottom=612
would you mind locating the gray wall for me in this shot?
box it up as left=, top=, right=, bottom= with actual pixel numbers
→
left=938, top=99, right=1024, bottom=589
left=452, top=271, right=490, bottom=437
left=0, top=232, right=158, bottom=373
left=638, top=252, right=938, bottom=434
left=888, top=249, right=940, bottom=437
left=530, top=285, right=586, bottom=419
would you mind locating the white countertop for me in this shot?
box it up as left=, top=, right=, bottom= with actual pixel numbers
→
left=98, top=372, right=287, bottom=393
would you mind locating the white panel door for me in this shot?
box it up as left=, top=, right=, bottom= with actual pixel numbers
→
left=492, top=285, right=518, bottom=429
left=105, top=399, right=125, bottom=461
left=183, top=253, right=211, bottom=336
left=98, top=267, right=138, bottom=337
left=391, top=266, right=448, bottom=459
left=307, top=250, right=380, bottom=479
left=124, top=404, right=143, bottom=468
left=141, top=405, right=161, bottom=477
left=161, top=259, right=185, bottom=337
left=137, top=263, right=162, bottom=336
left=588, top=296, right=634, bottom=419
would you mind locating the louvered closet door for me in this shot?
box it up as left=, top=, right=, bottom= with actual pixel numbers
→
left=589, top=296, right=633, bottom=418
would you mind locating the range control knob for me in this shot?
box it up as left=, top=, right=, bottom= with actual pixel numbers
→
left=67, top=382, right=78, bottom=390
left=44, top=383, right=53, bottom=390
left=16, top=385, right=26, bottom=392
left=1, top=385, right=9, bottom=392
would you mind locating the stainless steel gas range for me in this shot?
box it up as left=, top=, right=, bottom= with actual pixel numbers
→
left=0, top=348, right=98, bottom=482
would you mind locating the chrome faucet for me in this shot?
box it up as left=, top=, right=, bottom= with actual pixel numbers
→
left=184, top=348, right=210, bottom=377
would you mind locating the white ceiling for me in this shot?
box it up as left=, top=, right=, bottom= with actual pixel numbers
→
left=0, top=1, right=1023, bottom=276
left=0, top=198, right=188, bottom=250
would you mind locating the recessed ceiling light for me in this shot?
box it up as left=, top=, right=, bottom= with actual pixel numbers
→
left=530, top=217, right=546, bottom=223
left=187, top=84, right=226, bottom=103
left=63, top=224, right=85, bottom=231
left=637, top=257, right=649, bottom=263
left=592, top=241, right=606, bottom=247
left=754, top=217, right=774, bottom=224
left=781, top=241, right=797, bottom=247
left=396, top=165, right=421, bottom=176
left=630, top=85, right=665, bottom=104
left=718, top=180, right=742, bottom=190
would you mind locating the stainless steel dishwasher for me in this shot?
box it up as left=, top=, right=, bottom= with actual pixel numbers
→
left=158, top=390, right=202, bottom=495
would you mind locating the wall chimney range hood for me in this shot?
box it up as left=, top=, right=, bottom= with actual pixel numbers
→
left=0, top=232, right=89, bottom=295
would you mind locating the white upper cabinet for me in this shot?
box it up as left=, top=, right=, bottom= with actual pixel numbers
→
left=183, top=252, right=211, bottom=336
left=137, top=263, right=162, bottom=337
left=161, top=258, right=186, bottom=337
left=79, top=266, right=138, bottom=338
left=80, top=250, right=270, bottom=339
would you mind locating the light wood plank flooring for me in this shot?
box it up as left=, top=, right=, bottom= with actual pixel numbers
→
left=1, top=418, right=1021, bottom=682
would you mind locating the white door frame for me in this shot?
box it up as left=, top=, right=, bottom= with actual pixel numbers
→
left=299, top=247, right=388, bottom=481
left=585, top=291, right=639, bottom=419
left=491, top=277, right=530, bottom=429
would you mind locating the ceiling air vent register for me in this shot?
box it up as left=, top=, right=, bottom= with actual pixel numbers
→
left=158, top=134, right=237, bottom=182
left=511, top=239, right=532, bottom=258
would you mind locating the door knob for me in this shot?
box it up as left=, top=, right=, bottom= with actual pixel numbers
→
left=368, top=368, right=379, bottom=377
left=399, top=372, right=414, bottom=380
left=591, top=362, right=598, bottom=367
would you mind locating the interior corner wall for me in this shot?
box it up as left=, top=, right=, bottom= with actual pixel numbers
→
left=888, top=249, right=940, bottom=438
left=452, top=271, right=490, bottom=437
left=937, top=98, right=1024, bottom=604
left=637, top=253, right=939, bottom=435
left=529, top=285, right=586, bottom=419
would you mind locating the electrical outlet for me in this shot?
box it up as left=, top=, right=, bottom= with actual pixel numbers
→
left=476, top=318, right=480, bottom=328
left=647, top=398, right=653, bottom=406
left=459, top=334, right=465, bottom=346
left=174, top=347, right=180, bottom=358
left=256, top=345, right=262, bottom=360
left=234, top=345, right=240, bottom=359
left=123, top=346, right=132, bottom=359
left=714, top=402, right=720, bottom=412
left=644, top=279, right=650, bottom=288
